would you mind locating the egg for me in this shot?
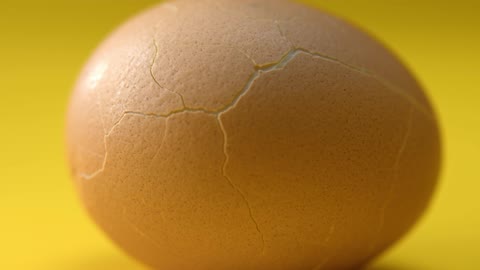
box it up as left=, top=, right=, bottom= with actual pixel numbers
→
left=66, top=0, right=441, bottom=269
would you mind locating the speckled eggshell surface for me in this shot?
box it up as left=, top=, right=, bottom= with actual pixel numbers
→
left=66, top=0, right=441, bottom=269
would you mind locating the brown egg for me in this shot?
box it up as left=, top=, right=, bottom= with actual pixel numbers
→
left=66, top=0, right=441, bottom=269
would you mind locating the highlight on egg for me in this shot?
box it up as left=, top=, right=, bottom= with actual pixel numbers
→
left=66, top=0, right=441, bottom=269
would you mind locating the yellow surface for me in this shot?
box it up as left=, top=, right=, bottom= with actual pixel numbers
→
left=0, top=0, right=478, bottom=269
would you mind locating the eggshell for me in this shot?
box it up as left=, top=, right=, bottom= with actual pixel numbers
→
left=66, top=0, right=441, bottom=269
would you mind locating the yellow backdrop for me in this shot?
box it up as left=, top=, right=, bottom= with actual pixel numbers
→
left=1, top=0, right=478, bottom=269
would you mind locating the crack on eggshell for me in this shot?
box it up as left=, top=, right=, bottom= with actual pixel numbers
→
left=79, top=109, right=135, bottom=180
left=273, top=23, right=432, bottom=119
left=216, top=117, right=266, bottom=255
left=80, top=45, right=306, bottom=250
left=226, top=20, right=294, bottom=69
left=323, top=223, right=337, bottom=248
left=369, top=105, right=415, bottom=253
left=148, top=117, right=170, bottom=168
left=78, top=111, right=161, bottom=180
left=95, top=91, right=108, bottom=135
left=78, top=109, right=215, bottom=180
left=297, top=48, right=432, bottom=119
left=226, top=45, right=260, bottom=67
left=132, top=47, right=312, bottom=117
left=274, top=19, right=294, bottom=50
left=81, top=49, right=432, bottom=255
left=151, top=38, right=187, bottom=108
left=311, top=223, right=337, bottom=270
left=122, top=206, right=166, bottom=250
left=149, top=33, right=432, bottom=119
left=312, top=257, right=329, bottom=270
left=80, top=48, right=432, bottom=262
left=214, top=48, right=299, bottom=113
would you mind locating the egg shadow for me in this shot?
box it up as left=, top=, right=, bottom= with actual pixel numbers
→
left=363, top=263, right=412, bottom=270
left=365, top=267, right=403, bottom=270
left=49, top=252, right=144, bottom=270
left=50, top=252, right=413, bottom=270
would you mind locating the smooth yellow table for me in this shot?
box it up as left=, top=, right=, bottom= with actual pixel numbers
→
left=1, top=1, right=478, bottom=269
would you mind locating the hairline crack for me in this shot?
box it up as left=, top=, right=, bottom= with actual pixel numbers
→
left=80, top=46, right=432, bottom=259
left=368, top=104, right=415, bottom=254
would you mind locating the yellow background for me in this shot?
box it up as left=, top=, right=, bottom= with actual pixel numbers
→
left=1, top=0, right=478, bottom=269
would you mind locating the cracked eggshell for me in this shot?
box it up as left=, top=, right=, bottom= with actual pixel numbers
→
left=66, top=0, right=441, bottom=269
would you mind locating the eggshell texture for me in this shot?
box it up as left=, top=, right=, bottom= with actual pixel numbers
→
left=66, top=0, right=441, bottom=269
